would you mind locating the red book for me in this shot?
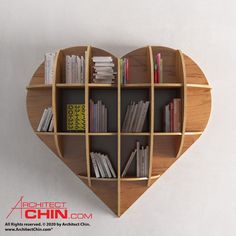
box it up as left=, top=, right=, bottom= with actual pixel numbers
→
left=154, top=63, right=158, bottom=83
left=156, top=53, right=161, bottom=83
left=170, top=101, right=174, bottom=132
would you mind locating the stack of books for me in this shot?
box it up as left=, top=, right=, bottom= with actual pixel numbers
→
left=164, top=98, right=181, bottom=132
left=120, top=58, right=129, bottom=84
left=44, top=53, right=56, bottom=84
left=122, top=100, right=150, bottom=132
left=122, top=142, right=149, bottom=177
left=92, top=56, right=116, bottom=84
left=65, top=51, right=88, bottom=83
left=90, top=152, right=116, bottom=178
left=66, top=104, right=85, bottom=132
left=154, top=53, right=163, bottom=83
left=90, top=99, right=107, bottom=132
left=37, top=107, right=54, bottom=132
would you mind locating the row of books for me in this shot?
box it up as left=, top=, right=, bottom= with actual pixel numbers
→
left=122, top=142, right=149, bottom=177
left=154, top=53, right=163, bottom=83
left=164, top=98, right=181, bottom=132
left=66, top=52, right=88, bottom=84
left=89, top=100, right=107, bottom=132
left=92, top=56, right=116, bottom=84
left=37, top=107, right=54, bottom=132
left=44, top=53, right=56, bottom=84
left=120, top=58, right=129, bottom=84
left=90, top=152, right=116, bottom=178
left=122, top=100, right=150, bottom=132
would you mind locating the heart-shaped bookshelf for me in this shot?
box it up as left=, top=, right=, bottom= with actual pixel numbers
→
left=26, top=46, right=211, bottom=216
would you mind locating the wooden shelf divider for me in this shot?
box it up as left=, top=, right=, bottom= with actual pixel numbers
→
left=147, top=46, right=155, bottom=187
left=85, top=46, right=92, bottom=187
left=117, top=58, right=121, bottom=217
left=52, top=50, right=63, bottom=158
left=176, top=50, right=187, bottom=158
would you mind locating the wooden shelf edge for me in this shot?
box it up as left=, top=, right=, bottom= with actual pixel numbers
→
left=78, top=175, right=118, bottom=181
left=26, top=84, right=52, bottom=89
left=56, top=83, right=85, bottom=88
left=187, top=83, right=212, bottom=89
left=154, top=132, right=182, bottom=136
left=154, top=83, right=182, bottom=88
left=35, top=131, right=55, bottom=136
left=88, top=132, right=117, bottom=136
left=121, top=83, right=151, bottom=88
left=121, top=132, right=150, bottom=136
left=88, top=83, right=117, bottom=88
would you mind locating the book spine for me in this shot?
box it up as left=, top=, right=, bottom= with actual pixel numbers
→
left=90, top=152, right=100, bottom=178
left=101, top=155, right=112, bottom=178
left=105, top=155, right=116, bottom=178
left=37, top=108, right=48, bottom=132
left=136, top=142, right=140, bottom=177
left=125, top=58, right=129, bottom=83
left=121, top=150, right=137, bottom=177
left=95, top=153, right=105, bottom=178
left=170, top=101, right=174, bottom=132
left=157, top=53, right=161, bottom=83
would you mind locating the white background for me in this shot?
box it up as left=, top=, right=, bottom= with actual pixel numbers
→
left=1, top=0, right=236, bottom=235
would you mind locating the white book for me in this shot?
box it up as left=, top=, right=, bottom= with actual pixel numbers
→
left=136, top=142, right=140, bottom=177
left=141, top=146, right=145, bottom=177
left=92, top=56, right=113, bottom=62
left=101, top=104, right=105, bottom=132
left=37, top=108, right=48, bottom=132
left=104, top=155, right=116, bottom=178
left=94, top=62, right=114, bottom=67
left=128, top=103, right=138, bottom=132
left=101, top=155, right=112, bottom=178
left=81, top=56, right=85, bottom=83
left=45, top=53, right=55, bottom=84
left=125, top=102, right=135, bottom=132
left=137, top=101, right=150, bottom=132
left=76, top=56, right=81, bottom=83
left=94, top=67, right=114, bottom=72
left=132, top=101, right=143, bottom=132
left=144, top=146, right=149, bottom=177
left=66, top=55, right=72, bottom=83
left=42, top=107, right=52, bottom=131
left=93, top=79, right=115, bottom=83
left=94, top=74, right=115, bottom=79
left=121, top=150, right=137, bottom=177
left=94, top=153, right=105, bottom=178
left=98, top=153, right=108, bottom=177
left=95, top=71, right=116, bottom=75
left=122, top=104, right=131, bottom=132
left=135, top=102, right=145, bottom=132
left=104, top=107, right=107, bottom=132
left=48, top=116, right=54, bottom=132
left=71, top=55, right=77, bottom=83
left=90, top=152, right=100, bottom=178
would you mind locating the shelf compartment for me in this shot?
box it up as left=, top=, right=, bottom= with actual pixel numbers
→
left=151, top=46, right=181, bottom=83
left=121, top=47, right=151, bottom=84
left=90, top=180, right=118, bottom=215
left=29, top=62, right=46, bottom=86
left=152, top=135, right=181, bottom=175
left=121, top=88, right=150, bottom=132
left=89, top=88, right=117, bottom=132
left=59, top=135, right=87, bottom=176
left=37, top=133, right=58, bottom=157
left=154, top=88, right=181, bottom=132
left=89, top=47, right=118, bottom=85
left=121, top=136, right=149, bottom=178
left=56, top=46, right=88, bottom=84
left=26, top=89, right=52, bottom=131
left=185, top=87, right=211, bottom=132
left=89, top=136, right=118, bottom=178
left=57, top=88, right=85, bottom=133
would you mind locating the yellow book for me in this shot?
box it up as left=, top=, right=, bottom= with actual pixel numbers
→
left=67, top=104, right=85, bottom=131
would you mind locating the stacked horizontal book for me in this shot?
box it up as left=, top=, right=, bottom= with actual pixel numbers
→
left=92, top=56, right=116, bottom=84
left=90, top=152, right=116, bottom=178
left=65, top=51, right=88, bottom=83
left=122, top=100, right=150, bottom=132
left=90, top=99, right=107, bottom=132
left=37, top=107, right=54, bottom=132
left=120, top=58, right=129, bottom=84
left=44, top=53, right=56, bottom=84
left=122, top=142, right=149, bottom=177
left=154, top=53, right=163, bottom=83
left=164, top=98, right=181, bottom=132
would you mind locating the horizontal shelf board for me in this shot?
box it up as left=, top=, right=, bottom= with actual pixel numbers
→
left=78, top=175, right=117, bottom=181
left=185, top=131, right=203, bottom=135
left=121, top=83, right=151, bottom=88
left=121, top=132, right=150, bottom=136
left=154, top=132, right=182, bottom=136
left=121, top=175, right=160, bottom=181
left=88, top=83, right=117, bottom=88
left=186, top=83, right=212, bottom=89
left=88, top=132, right=117, bottom=136
left=27, top=84, right=52, bottom=89
left=57, top=132, right=85, bottom=136
left=35, top=131, right=55, bottom=135
left=154, top=83, right=182, bottom=88
left=56, top=83, right=85, bottom=88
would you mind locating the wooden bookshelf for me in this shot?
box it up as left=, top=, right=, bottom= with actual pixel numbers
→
left=26, top=45, right=212, bottom=217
